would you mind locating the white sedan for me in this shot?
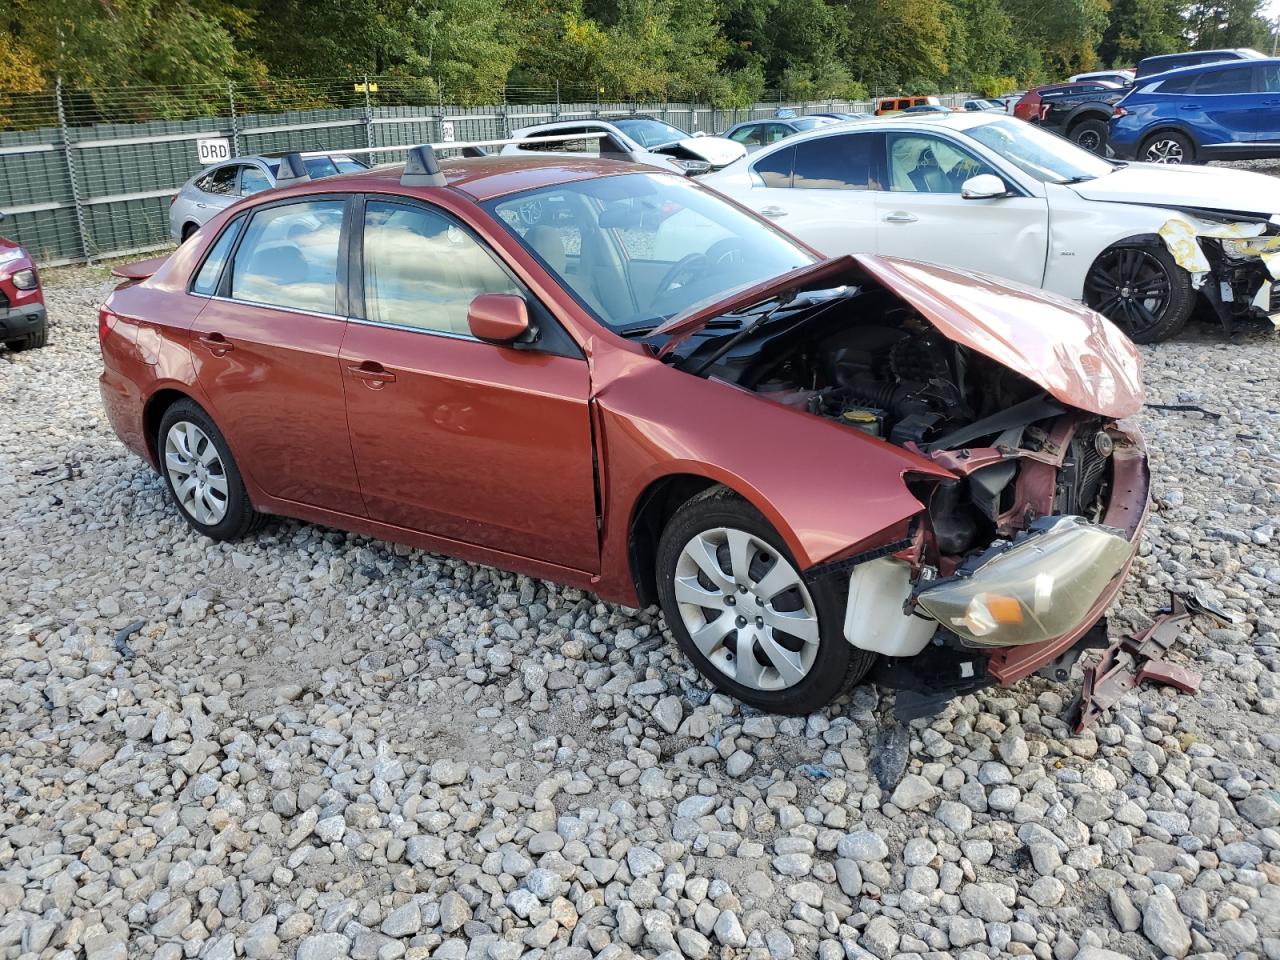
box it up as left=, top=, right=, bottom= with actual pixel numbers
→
left=703, top=113, right=1280, bottom=342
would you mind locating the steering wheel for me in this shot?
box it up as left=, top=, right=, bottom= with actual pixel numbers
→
left=653, top=253, right=710, bottom=302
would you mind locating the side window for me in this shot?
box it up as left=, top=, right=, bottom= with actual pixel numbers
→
left=197, top=166, right=238, bottom=196
left=191, top=216, right=245, bottom=295
left=303, top=157, right=340, bottom=179
left=1190, top=66, right=1253, bottom=95
left=362, top=200, right=520, bottom=336
left=792, top=134, right=885, bottom=190
left=240, top=166, right=271, bottom=196
left=1158, top=73, right=1196, bottom=95
left=521, top=127, right=613, bottom=156
left=728, top=125, right=758, bottom=145
left=1263, top=64, right=1280, bottom=94
left=887, top=134, right=998, bottom=194
left=230, top=200, right=345, bottom=313
left=753, top=145, right=795, bottom=188
left=765, top=124, right=792, bottom=144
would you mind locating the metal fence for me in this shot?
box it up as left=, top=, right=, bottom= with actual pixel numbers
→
left=0, top=78, right=973, bottom=267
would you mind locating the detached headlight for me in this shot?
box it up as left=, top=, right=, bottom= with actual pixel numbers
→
left=673, top=158, right=712, bottom=175
left=915, top=516, right=1134, bottom=648
left=0, top=248, right=24, bottom=266
left=11, top=269, right=37, bottom=291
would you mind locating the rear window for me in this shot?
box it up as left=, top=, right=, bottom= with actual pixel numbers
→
left=1190, top=65, right=1254, bottom=95
left=230, top=200, right=345, bottom=314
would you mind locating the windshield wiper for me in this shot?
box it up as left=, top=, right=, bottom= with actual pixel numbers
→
left=1055, top=175, right=1097, bottom=185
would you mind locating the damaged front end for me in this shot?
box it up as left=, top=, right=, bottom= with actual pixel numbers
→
left=653, top=254, right=1199, bottom=724
left=1158, top=211, right=1280, bottom=332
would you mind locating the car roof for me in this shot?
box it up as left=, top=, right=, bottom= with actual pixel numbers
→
left=1139, top=54, right=1280, bottom=83
left=267, top=154, right=658, bottom=202
left=740, top=111, right=1006, bottom=157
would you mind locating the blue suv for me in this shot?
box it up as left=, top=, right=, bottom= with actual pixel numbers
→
left=1109, top=57, right=1280, bottom=164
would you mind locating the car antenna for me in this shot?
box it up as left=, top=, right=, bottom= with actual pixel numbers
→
left=401, top=145, right=447, bottom=187
left=274, top=153, right=311, bottom=184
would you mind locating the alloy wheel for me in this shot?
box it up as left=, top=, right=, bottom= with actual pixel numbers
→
left=1144, top=138, right=1184, bottom=164
left=672, top=527, right=819, bottom=691
left=1076, top=130, right=1101, bottom=152
left=1084, top=247, right=1173, bottom=339
left=164, top=421, right=229, bottom=525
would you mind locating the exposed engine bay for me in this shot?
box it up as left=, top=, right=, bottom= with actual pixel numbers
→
left=663, top=277, right=1120, bottom=568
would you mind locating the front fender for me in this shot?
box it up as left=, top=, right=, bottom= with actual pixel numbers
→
left=590, top=350, right=951, bottom=603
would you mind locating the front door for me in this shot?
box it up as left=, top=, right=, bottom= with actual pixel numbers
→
left=190, top=196, right=364, bottom=514
left=340, top=198, right=599, bottom=573
left=874, top=131, right=1049, bottom=288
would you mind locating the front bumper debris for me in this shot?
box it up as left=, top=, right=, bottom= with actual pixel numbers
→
left=1071, top=592, right=1233, bottom=732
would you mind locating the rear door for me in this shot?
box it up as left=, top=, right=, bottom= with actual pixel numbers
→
left=339, top=197, right=599, bottom=572
left=728, top=132, right=885, bottom=256
left=874, top=131, right=1048, bottom=287
left=1254, top=63, right=1280, bottom=148
left=1182, top=64, right=1260, bottom=149
left=190, top=196, right=364, bottom=513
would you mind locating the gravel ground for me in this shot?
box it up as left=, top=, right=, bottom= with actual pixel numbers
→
left=1, top=248, right=1279, bottom=960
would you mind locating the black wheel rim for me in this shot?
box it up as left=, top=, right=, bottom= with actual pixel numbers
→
left=1084, top=248, right=1173, bottom=338
left=1077, top=130, right=1101, bottom=151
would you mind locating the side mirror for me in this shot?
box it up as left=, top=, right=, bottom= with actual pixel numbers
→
left=468, top=293, right=530, bottom=344
left=961, top=174, right=1010, bottom=200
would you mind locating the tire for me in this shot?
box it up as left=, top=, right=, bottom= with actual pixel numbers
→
left=1070, top=119, right=1108, bottom=155
left=6, top=326, right=48, bottom=351
left=656, top=488, right=875, bottom=714
left=1139, top=130, right=1194, bottom=165
left=1084, top=243, right=1193, bottom=343
left=157, top=398, right=263, bottom=540
left=181, top=222, right=199, bottom=242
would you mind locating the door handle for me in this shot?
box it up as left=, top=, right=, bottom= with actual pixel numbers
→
left=196, top=333, right=232, bottom=356
left=759, top=205, right=788, bottom=218
left=883, top=212, right=918, bottom=224
left=1179, top=104, right=1199, bottom=111
left=347, top=361, right=397, bottom=388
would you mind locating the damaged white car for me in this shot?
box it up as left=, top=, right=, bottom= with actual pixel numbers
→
left=703, top=112, right=1280, bottom=342
left=501, top=116, right=746, bottom=176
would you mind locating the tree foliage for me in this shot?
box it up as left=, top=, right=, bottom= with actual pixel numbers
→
left=2, top=0, right=1275, bottom=109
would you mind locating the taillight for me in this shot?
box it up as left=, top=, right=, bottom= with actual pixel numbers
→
left=1112, top=105, right=1128, bottom=119
left=98, top=308, right=118, bottom=341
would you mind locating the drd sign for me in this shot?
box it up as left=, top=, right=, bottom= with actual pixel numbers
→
left=197, top=138, right=231, bottom=165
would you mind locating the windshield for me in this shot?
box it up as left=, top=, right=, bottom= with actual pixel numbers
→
left=613, top=118, right=690, bottom=148
left=966, top=119, right=1114, bottom=183
left=486, top=173, right=815, bottom=333
left=792, top=117, right=834, bottom=131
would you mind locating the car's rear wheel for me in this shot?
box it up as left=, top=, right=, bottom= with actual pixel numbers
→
left=6, top=326, right=48, bottom=351
left=181, top=222, right=199, bottom=242
left=157, top=399, right=262, bottom=540
left=1070, top=119, right=1108, bottom=154
left=1139, top=130, right=1194, bottom=164
left=656, top=489, right=874, bottom=714
left=1084, top=243, right=1193, bottom=343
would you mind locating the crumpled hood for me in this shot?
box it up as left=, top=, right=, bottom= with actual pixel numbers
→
left=656, top=254, right=1144, bottom=419
left=656, top=136, right=747, bottom=168
left=1071, top=162, right=1280, bottom=216
left=856, top=256, right=1144, bottom=419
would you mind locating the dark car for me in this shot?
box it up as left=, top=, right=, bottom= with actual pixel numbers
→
left=0, top=213, right=47, bottom=351
left=723, top=116, right=839, bottom=151
left=810, top=111, right=874, bottom=122
left=1134, top=47, right=1264, bottom=80
left=1032, top=81, right=1130, bottom=153
left=98, top=145, right=1152, bottom=719
left=1111, top=57, right=1280, bottom=163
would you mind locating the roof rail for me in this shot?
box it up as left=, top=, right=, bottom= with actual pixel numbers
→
left=274, top=152, right=311, bottom=184
left=401, top=145, right=446, bottom=187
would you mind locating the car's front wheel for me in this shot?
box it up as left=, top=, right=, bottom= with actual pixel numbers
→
left=1084, top=243, right=1193, bottom=343
left=1070, top=119, right=1108, bottom=154
left=1140, top=130, right=1194, bottom=164
left=157, top=399, right=262, bottom=540
left=5, top=325, right=48, bottom=351
left=656, top=489, right=875, bottom=714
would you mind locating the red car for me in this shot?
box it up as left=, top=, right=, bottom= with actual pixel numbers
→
left=0, top=215, right=47, bottom=351
left=99, top=148, right=1150, bottom=717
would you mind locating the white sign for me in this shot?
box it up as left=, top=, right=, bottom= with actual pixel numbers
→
left=197, top=137, right=231, bottom=165
left=441, top=121, right=455, bottom=143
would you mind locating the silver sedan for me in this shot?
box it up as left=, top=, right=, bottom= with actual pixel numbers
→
left=169, top=153, right=367, bottom=242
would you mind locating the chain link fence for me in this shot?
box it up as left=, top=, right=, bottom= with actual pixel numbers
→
left=0, top=78, right=973, bottom=267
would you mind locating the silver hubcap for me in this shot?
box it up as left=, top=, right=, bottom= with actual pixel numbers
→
left=1146, top=139, right=1184, bottom=164
left=673, top=527, right=820, bottom=691
left=164, top=421, right=229, bottom=525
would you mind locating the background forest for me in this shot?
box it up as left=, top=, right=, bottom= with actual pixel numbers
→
left=1, top=0, right=1276, bottom=107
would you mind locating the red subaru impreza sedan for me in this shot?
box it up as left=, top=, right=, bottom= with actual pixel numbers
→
left=99, top=148, right=1149, bottom=716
